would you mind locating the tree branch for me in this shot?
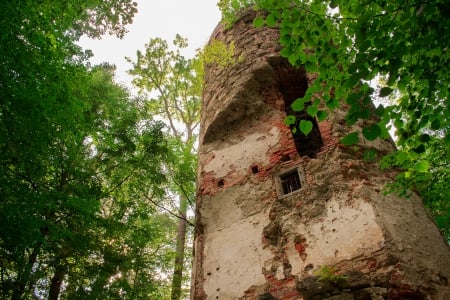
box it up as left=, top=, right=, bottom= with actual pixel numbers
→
left=143, top=194, right=194, bottom=227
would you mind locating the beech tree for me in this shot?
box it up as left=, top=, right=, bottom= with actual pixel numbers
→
left=127, top=35, right=201, bottom=299
left=218, top=0, right=449, bottom=240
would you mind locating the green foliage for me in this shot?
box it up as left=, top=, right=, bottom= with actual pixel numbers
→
left=199, top=39, right=241, bottom=70
left=299, top=120, right=313, bottom=136
left=284, top=115, right=297, bottom=126
left=253, top=16, right=265, bottom=28
left=362, top=124, right=382, bottom=141
left=218, top=0, right=256, bottom=27
left=127, top=35, right=201, bottom=140
left=292, top=98, right=306, bottom=112
left=314, top=266, right=347, bottom=284
left=363, top=149, right=377, bottom=162
left=0, top=1, right=179, bottom=299
left=341, top=132, right=359, bottom=146
left=219, top=0, right=450, bottom=241
left=381, top=137, right=450, bottom=241
left=379, top=87, right=394, bottom=98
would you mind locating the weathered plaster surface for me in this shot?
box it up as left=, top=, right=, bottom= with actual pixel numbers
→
left=200, top=181, right=273, bottom=234
left=202, top=127, right=280, bottom=178
left=202, top=213, right=273, bottom=299
left=287, top=198, right=385, bottom=275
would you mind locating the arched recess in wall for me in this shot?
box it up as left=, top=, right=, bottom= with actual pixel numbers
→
left=268, top=57, right=324, bottom=158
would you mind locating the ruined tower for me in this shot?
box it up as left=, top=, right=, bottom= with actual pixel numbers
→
left=192, top=11, right=450, bottom=300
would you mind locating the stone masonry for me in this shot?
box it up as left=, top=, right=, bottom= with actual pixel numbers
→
left=191, top=10, right=450, bottom=300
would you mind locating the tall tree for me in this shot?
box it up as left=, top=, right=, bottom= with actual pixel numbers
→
left=0, top=1, right=179, bottom=298
left=218, top=0, right=450, bottom=240
left=127, top=35, right=201, bottom=299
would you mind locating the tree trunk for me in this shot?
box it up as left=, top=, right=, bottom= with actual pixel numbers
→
left=170, top=195, right=188, bottom=300
left=48, top=264, right=66, bottom=300
left=11, top=247, right=40, bottom=300
left=11, top=281, right=26, bottom=300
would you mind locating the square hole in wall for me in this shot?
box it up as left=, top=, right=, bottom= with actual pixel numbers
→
left=277, top=167, right=304, bottom=196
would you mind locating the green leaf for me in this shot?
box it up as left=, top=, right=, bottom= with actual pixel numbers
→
left=306, top=105, right=318, bottom=117
left=394, top=119, right=404, bottom=129
left=418, top=134, right=430, bottom=143
left=317, top=110, right=328, bottom=121
left=395, top=151, right=409, bottom=164
left=374, top=105, right=385, bottom=117
left=445, top=132, right=450, bottom=145
left=266, top=14, right=277, bottom=27
left=346, top=92, right=360, bottom=106
left=360, top=107, right=371, bottom=119
left=345, top=112, right=358, bottom=125
left=299, top=120, right=313, bottom=135
left=330, top=0, right=338, bottom=9
left=343, top=75, right=360, bottom=88
left=363, top=149, right=377, bottom=162
left=291, top=98, right=305, bottom=111
left=326, top=98, right=339, bottom=109
left=431, top=119, right=441, bottom=130
left=284, top=115, right=296, bottom=126
left=280, top=34, right=291, bottom=45
left=341, top=132, right=359, bottom=145
left=413, top=144, right=425, bottom=154
left=316, top=18, right=325, bottom=27
left=280, top=46, right=292, bottom=58
left=253, top=16, right=265, bottom=28
left=379, top=87, right=393, bottom=97
left=415, top=160, right=429, bottom=173
left=362, top=124, right=381, bottom=141
left=288, top=53, right=300, bottom=66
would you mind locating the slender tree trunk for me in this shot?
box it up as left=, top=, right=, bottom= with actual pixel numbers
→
left=170, top=195, right=188, bottom=300
left=11, top=281, right=26, bottom=300
left=11, top=247, right=40, bottom=300
left=48, top=264, right=66, bottom=300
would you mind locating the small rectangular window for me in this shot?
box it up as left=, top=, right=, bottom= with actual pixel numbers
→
left=279, top=169, right=302, bottom=195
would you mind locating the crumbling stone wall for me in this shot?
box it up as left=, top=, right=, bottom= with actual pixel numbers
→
left=192, top=10, right=450, bottom=300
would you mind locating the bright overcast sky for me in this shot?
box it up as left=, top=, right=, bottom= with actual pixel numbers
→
left=78, top=0, right=221, bottom=90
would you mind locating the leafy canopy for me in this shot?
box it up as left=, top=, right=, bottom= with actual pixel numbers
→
left=0, top=0, right=183, bottom=298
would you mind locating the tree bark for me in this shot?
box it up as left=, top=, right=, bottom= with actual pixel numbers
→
left=11, top=246, right=40, bottom=300
left=48, top=264, right=66, bottom=300
left=170, top=194, right=188, bottom=300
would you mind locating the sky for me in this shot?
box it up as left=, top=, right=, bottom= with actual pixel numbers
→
left=78, top=0, right=222, bottom=90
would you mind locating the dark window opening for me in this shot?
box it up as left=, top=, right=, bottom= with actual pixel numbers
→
left=258, top=293, right=276, bottom=300
left=218, top=179, right=225, bottom=188
left=269, top=58, right=324, bottom=158
left=281, top=154, right=291, bottom=162
left=251, top=166, right=259, bottom=174
left=279, top=169, right=302, bottom=195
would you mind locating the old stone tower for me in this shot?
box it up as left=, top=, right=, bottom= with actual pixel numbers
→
left=191, top=11, right=450, bottom=300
